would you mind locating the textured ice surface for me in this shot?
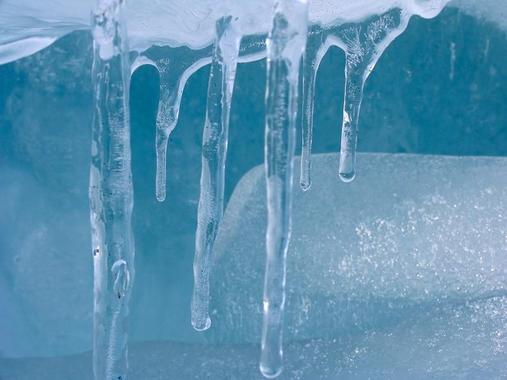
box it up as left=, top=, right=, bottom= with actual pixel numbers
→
left=6, top=0, right=507, bottom=64
left=210, top=153, right=507, bottom=345
left=0, top=0, right=448, bottom=54
left=1, top=297, right=507, bottom=379
left=1, top=0, right=505, bottom=65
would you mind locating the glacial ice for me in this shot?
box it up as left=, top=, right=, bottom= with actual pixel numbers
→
left=211, top=153, right=507, bottom=344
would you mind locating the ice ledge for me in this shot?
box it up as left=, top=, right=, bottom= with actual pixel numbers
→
left=0, top=0, right=459, bottom=64
left=1, top=1, right=504, bottom=65
left=2, top=299, right=506, bottom=380
left=210, top=153, right=507, bottom=344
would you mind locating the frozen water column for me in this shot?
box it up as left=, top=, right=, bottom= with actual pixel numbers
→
left=260, top=0, right=308, bottom=378
left=89, top=0, right=135, bottom=379
left=192, top=16, right=242, bottom=331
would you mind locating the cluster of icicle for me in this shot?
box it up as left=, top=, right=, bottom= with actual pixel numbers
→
left=90, top=0, right=448, bottom=378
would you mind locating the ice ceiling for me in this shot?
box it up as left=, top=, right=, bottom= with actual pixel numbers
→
left=1, top=0, right=502, bottom=64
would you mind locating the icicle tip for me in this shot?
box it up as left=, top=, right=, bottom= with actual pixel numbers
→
left=191, top=316, right=212, bottom=332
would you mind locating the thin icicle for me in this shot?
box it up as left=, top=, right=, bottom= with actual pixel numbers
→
left=191, top=16, right=242, bottom=332
left=153, top=37, right=264, bottom=204
left=154, top=58, right=179, bottom=202
left=334, top=9, right=410, bottom=182
left=89, top=1, right=135, bottom=379
left=152, top=47, right=212, bottom=202
left=260, top=0, right=308, bottom=378
left=300, top=28, right=331, bottom=191
left=338, top=51, right=365, bottom=182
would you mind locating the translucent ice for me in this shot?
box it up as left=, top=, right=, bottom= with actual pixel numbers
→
left=89, top=1, right=135, bottom=379
left=0, top=0, right=454, bottom=64
left=6, top=0, right=507, bottom=65
left=260, top=0, right=308, bottom=377
left=192, top=16, right=242, bottom=332
left=210, top=153, right=507, bottom=344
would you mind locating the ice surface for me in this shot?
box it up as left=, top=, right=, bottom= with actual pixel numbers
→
left=210, top=153, right=507, bottom=346
left=0, top=0, right=486, bottom=64
left=2, top=0, right=505, bottom=65
left=1, top=296, right=507, bottom=379
left=191, top=16, right=242, bottom=332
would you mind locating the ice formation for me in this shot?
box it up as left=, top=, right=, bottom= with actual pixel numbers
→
left=6, top=0, right=499, bottom=379
left=0, top=1, right=449, bottom=57
left=89, top=1, right=135, bottom=379
left=192, top=15, right=242, bottom=332
left=148, top=46, right=212, bottom=202
left=299, top=1, right=453, bottom=187
left=260, top=0, right=308, bottom=377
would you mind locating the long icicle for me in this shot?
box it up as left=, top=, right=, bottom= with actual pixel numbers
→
left=89, top=0, right=135, bottom=379
left=260, top=0, right=308, bottom=378
left=191, top=16, right=242, bottom=332
left=336, top=9, right=410, bottom=182
left=300, top=29, right=331, bottom=190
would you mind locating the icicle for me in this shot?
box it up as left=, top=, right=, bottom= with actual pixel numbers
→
left=300, top=28, right=332, bottom=191
left=260, top=0, right=308, bottom=378
left=337, top=49, right=365, bottom=182
left=152, top=34, right=264, bottom=205
left=152, top=47, right=212, bottom=202
left=191, top=16, right=242, bottom=332
left=89, top=0, right=135, bottom=379
left=154, top=58, right=180, bottom=202
left=333, top=9, right=410, bottom=182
